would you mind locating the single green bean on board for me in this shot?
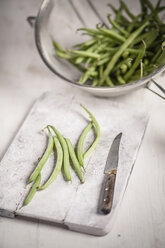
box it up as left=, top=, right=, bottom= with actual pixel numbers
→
left=65, top=138, right=84, bottom=183
left=80, top=105, right=101, bottom=159
left=27, top=130, right=54, bottom=184
left=48, top=125, right=71, bottom=182
left=23, top=173, right=41, bottom=207
left=38, top=136, right=63, bottom=190
left=77, top=122, right=93, bottom=167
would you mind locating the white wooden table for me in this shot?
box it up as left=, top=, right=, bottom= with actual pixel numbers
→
left=0, top=0, right=165, bottom=247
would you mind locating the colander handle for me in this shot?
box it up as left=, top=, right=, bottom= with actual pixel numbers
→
left=146, top=79, right=165, bottom=100
left=27, top=16, right=36, bottom=28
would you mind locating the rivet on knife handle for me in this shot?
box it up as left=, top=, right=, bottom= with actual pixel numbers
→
left=99, top=171, right=116, bottom=214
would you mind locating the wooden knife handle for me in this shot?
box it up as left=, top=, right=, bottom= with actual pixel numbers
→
left=99, top=171, right=116, bottom=215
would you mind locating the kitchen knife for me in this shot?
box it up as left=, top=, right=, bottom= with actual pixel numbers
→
left=98, top=133, right=122, bottom=215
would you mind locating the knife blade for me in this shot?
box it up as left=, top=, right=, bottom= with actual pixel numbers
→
left=98, top=132, right=122, bottom=215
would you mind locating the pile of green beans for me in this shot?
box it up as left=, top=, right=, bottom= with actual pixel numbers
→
left=53, top=0, right=165, bottom=87
left=23, top=105, right=100, bottom=206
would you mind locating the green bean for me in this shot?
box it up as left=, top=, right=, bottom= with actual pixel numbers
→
left=80, top=105, right=101, bottom=158
left=79, top=62, right=97, bottom=84
left=73, top=38, right=97, bottom=49
left=48, top=125, right=71, bottom=181
left=98, top=47, right=119, bottom=53
left=23, top=173, right=41, bottom=206
left=84, top=45, right=100, bottom=66
left=129, top=74, right=142, bottom=82
left=77, top=28, right=102, bottom=37
left=99, top=65, right=103, bottom=79
left=56, top=51, right=71, bottom=60
left=156, top=50, right=165, bottom=66
left=144, top=58, right=149, bottom=66
left=162, top=41, right=165, bottom=50
left=38, top=137, right=63, bottom=190
left=120, top=64, right=128, bottom=74
left=86, top=43, right=99, bottom=53
left=102, top=22, right=148, bottom=82
left=97, top=57, right=110, bottom=66
left=135, top=64, right=158, bottom=76
left=142, top=29, right=159, bottom=49
left=65, top=138, right=84, bottom=183
left=127, top=14, right=142, bottom=33
left=105, top=76, right=114, bottom=86
left=83, top=46, right=99, bottom=67
left=113, top=57, right=134, bottom=73
left=117, top=16, right=131, bottom=28
left=143, top=0, right=161, bottom=24
left=27, top=130, right=54, bottom=184
left=97, top=27, right=126, bottom=43
left=126, top=48, right=153, bottom=56
left=98, top=38, right=114, bottom=45
left=124, top=48, right=145, bottom=81
left=98, top=77, right=106, bottom=86
left=132, top=31, right=153, bottom=46
left=115, top=6, right=123, bottom=23
left=69, top=59, right=86, bottom=73
left=79, top=72, right=90, bottom=85
left=140, top=0, right=148, bottom=18
left=107, top=15, right=129, bottom=37
left=90, top=71, right=98, bottom=77
left=120, top=1, right=136, bottom=20
left=92, top=77, right=99, bottom=87
left=117, top=73, right=126, bottom=85
left=151, top=47, right=162, bottom=63
left=157, top=6, right=165, bottom=13
left=77, top=122, right=93, bottom=167
left=96, top=41, right=110, bottom=51
left=68, top=50, right=100, bottom=59
left=156, top=0, right=162, bottom=9
left=122, top=48, right=141, bottom=54
left=81, top=44, right=99, bottom=66
left=107, top=3, right=118, bottom=15
left=98, top=66, right=105, bottom=86
left=100, top=50, right=116, bottom=59
left=74, top=56, right=85, bottom=64
left=85, top=57, right=93, bottom=68
left=122, top=50, right=129, bottom=59
left=53, top=40, right=65, bottom=53
left=126, top=48, right=143, bottom=54
left=108, top=3, right=130, bottom=26
left=75, top=44, right=97, bottom=68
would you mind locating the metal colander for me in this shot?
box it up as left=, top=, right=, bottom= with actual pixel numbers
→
left=29, top=0, right=165, bottom=97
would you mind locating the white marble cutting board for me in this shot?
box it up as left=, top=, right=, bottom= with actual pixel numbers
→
left=0, top=91, right=148, bottom=236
